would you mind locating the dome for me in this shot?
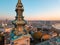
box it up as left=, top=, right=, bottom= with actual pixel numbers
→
left=32, top=31, right=42, bottom=39
left=42, top=34, right=51, bottom=40
left=52, top=24, right=60, bottom=29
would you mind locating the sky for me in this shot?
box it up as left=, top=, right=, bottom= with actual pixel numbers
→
left=0, top=0, right=60, bottom=20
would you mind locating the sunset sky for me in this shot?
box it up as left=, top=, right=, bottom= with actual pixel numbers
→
left=0, top=0, right=60, bottom=20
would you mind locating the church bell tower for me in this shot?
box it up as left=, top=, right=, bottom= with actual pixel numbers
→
left=12, top=0, right=27, bottom=35
left=11, top=0, right=30, bottom=45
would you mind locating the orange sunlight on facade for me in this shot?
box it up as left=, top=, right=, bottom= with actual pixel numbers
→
left=42, top=34, right=51, bottom=40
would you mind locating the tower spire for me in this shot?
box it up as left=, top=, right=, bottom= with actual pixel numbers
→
left=12, top=0, right=27, bottom=36
left=16, top=0, right=23, bottom=11
left=18, top=0, right=21, bottom=3
left=11, top=0, right=31, bottom=45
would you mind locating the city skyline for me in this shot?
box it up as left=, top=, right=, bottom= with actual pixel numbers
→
left=0, top=0, right=60, bottom=20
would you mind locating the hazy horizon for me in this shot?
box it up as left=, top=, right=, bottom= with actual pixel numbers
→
left=0, top=0, right=60, bottom=20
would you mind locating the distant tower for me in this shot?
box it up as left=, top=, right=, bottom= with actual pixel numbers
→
left=11, top=0, right=30, bottom=45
